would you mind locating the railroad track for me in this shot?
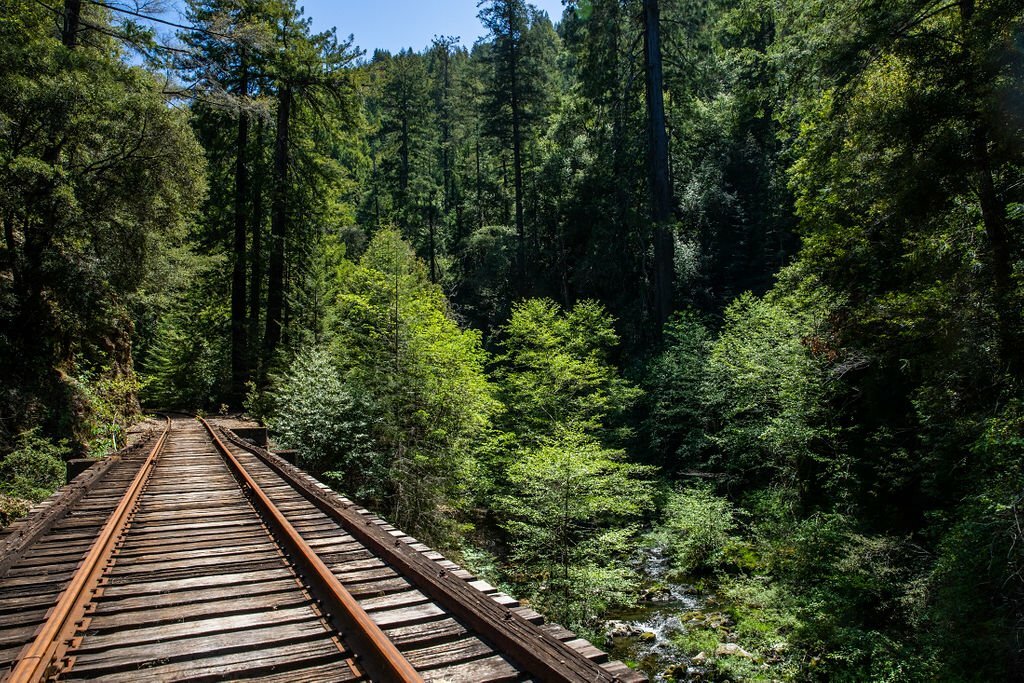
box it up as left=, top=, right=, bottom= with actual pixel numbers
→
left=0, top=416, right=645, bottom=682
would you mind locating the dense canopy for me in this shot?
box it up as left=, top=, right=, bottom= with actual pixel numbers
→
left=1, top=0, right=1022, bottom=679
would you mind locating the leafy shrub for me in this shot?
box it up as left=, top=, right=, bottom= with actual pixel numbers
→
left=266, top=346, right=382, bottom=499
left=656, top=484, right=736, bottom=573
left=0, top=429, right=68, bottom=503
left=73, top=369, right=143, bottom=454
left=0, top=494, right=31, bottom=527
left=497, top=427, right=655, bottom=629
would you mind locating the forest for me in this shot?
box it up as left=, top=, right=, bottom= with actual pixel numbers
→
left=1, top=0, right=1023, bottom=680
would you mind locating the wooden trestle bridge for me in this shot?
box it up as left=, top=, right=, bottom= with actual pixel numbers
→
left=0, top=415, right=645, bottom=682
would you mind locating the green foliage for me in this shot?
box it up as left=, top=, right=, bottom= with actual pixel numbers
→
left=0, top=495, right=31, bottom=528
left=494, top=298, right=640, bottom=443
left=0, top=429, right=68, bottom=503
left=265, top=345, right=380, bottom=498
left=455, top=225, right=517, bottom=331
left=654, top=485, right=736, bottom=574
left=141, top=286, right=230, bottom=409
left=496, top=427, right=655, bottom=629
left=914, top=402, right=1024, bottom=680
left=264, top=229, right=495, bottom=545
left=3, top=1, right=1021, bottom=680
left=642, top=311, right=713, bottom=470
left=73, top=368, right=143, bottom=454
left=704, top=285, right=843, bottom=496
left=0, top=0, right=205, bottom=447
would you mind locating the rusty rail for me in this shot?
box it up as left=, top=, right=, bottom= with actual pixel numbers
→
left=6, top=416, right=170, bottom=683
left=218, top=426, right=628, bottom=683
left=197, top=416, right=423, bottom=683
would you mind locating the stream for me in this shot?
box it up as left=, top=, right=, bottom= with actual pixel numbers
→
left=602, top=545, right=717, bottom=681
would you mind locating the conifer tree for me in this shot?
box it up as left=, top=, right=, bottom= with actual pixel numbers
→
left=478, top=0, right=557, bottom=293
left=262, top=5, right=361, bottom=368
left=180, top=0, right=277, bottom=404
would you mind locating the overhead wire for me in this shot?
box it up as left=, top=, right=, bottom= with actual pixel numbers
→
left=29, top=0, right=250, bottom=104
left=82, top=0, right=236, bottom=40
left=33, top=0, right=238, bottom=55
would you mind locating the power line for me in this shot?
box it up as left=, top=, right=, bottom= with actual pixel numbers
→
left=30, top=0, right=193, bottom=54
left=83, top=0, right=235, bottom=40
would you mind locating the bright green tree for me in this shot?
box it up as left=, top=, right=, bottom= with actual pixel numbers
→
left=319, top=229, right=496, bottom=544
left=493, top=298, right=641, bottom=444
left=497, top=427, right=655, bottom=629
left=703, top=280, right=850, bottom=505
left=265, top=345, right=380, bottom=498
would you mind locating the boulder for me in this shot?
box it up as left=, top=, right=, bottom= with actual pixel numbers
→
left=715, top=642, right=754, bottom=658
left=662, top=663, right=688, bottom=679
left=604, top=620, right=642, bottom=641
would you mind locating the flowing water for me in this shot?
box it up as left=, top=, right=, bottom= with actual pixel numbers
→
left=603, top=546, right=714, bottom=681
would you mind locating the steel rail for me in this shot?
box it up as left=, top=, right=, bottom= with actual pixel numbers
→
left=197, top=416, right=424, bottom=683
left=5, top=416, right=171, bottom=683
left=218, top=427, right=629, bottom=683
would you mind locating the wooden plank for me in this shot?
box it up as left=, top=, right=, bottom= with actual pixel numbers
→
left=370, top=602, right=447, bottom=629
left=75, top=606, right=323, bottom=654
left=385, top=617, right=469, bottom=648
left=403, top=636, right=495, bottom=670
left=100, top=568, right=291, bottom=599
left=65, top=632, right=351, bottom=681
left=359, top=588, right=430, bottom=613
left=87, top=590, right=310, bottom=631
left=420, top=654, right=521, bottom=683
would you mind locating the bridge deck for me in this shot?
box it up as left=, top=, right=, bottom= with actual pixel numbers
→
left=0, top=416, right=645, bottom=682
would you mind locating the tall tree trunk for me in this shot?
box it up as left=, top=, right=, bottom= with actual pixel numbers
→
left=249, top=118, right=264, bottom=344
left=510, top=42, right=526, bottom=293
left=476, top=140, right=484, bottom=229
left=230, top=65, right=250, bottom=404
left=264, top=84, right=291, bottom=368
left=643, top=0, right=674, bottom=334
left=960, top=0, right=1019, bottom=371
left=62, top=0, right=82, bottom=47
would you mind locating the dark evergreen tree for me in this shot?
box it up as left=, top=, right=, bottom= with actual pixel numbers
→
left=478, top=0, right=557, bottom=294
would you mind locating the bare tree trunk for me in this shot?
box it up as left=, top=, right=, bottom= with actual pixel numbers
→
left=230, top=64, right=250, bottom=404
left=62, top=0, right=82, bottom=47
left=264, top=84, right=291, bottom=368
left=643, top=0, right=674, bottom=335
left=249, top=118, right=264, bottom=346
